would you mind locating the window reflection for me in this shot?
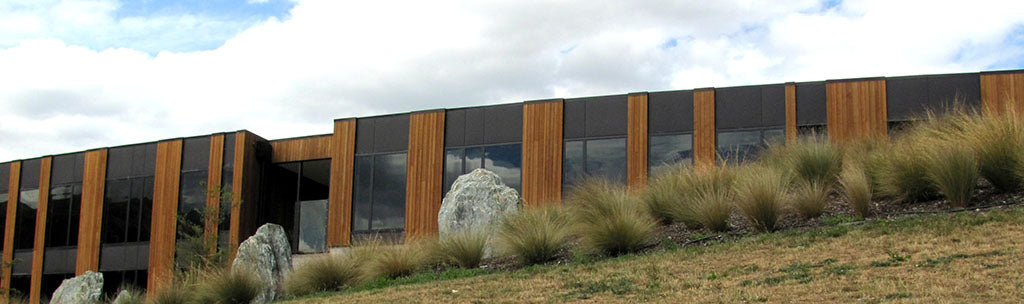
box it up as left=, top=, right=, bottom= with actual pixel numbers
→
left=563, top=138, right=627, bottom=189
left=442, top=144, right=522, bottom=195
left=717, top=128, right=784, bottom=163
left=352, top=153, right=407, bottom=241
left=649, top=134, right=693, bottom=174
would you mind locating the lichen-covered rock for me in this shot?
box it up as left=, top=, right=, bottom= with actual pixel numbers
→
left=231, top=223, right=292, bottom=304
left=438, top=168, right=522, bottom=256
left=50, top=271, right=103, bottom=304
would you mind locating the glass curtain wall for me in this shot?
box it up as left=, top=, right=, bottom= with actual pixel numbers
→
left=10, top=158, right=41, bottom=297
left=176, top=137, right=210, bottom=270
left=648, top=133, right=693, bottom=175
left=41, top=153, right=84, bottom=298
left=443, top=144, right=522, bottom=195
left=218, top=134, right=235, bottom=251
left=563, top=137, right=628, bottom=188
left=265, top=159, right=330, bottom=253
left=101, top=143, right=155, bottom=295
left=716, top=129, right=785, bottom=163
left=0, top=163, right=8, bottom=257
left=351, top=153, right=407, bottom=242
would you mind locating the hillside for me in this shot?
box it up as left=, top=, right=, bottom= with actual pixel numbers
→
left=283, top=206, right=1024, bottom=303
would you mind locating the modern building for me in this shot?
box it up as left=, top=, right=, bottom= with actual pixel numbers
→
left=2, top=69, right=1023, bottom=301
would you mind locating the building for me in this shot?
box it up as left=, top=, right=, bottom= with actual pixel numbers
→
left=2, top=69, right=1023, bottom=301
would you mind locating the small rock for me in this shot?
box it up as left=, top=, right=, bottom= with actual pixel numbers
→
left=438, top=168, right=522, bottom=257
left=50, top=271, right=104, bottom=304
left=231, top=223, right=292, bottom=304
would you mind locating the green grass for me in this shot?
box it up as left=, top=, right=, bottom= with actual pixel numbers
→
left=284, top=253, right=364, bottom=296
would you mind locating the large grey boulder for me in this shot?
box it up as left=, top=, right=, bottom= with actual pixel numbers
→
left=438, top=169, right=522, bottom=256
left=50, top=271, right=103, bottom=304
left=232, top=223, right=292, bottom=304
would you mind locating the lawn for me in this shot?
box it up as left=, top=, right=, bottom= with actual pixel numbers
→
left=281, top=206, right=1024, bottom=303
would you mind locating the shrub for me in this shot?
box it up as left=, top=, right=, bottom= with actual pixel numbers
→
left=194, top=267, right=262, bottom=304
left=839, top=163, right=873, bottom=218
left=284, top=253, right=364, bottom=296
left=780, top=138, right=843, bottom=186
left=642, top=165, right=691, bottom=225
left=790, top=181, right=830, bottom=219
left=877, top=139, right=937, bottom=202
left=734, top=166, right=788, bottom=232
left=568, top=179, right=656, bottom=256
left=496, top=205, right=573, bottom=265
left=683, top=167, right=735, bottom=232
left=924, top=142, right=979, bottom=208
left=368, top=240, right=433, bottom=279
left=436, top=229, right=488, bottom=268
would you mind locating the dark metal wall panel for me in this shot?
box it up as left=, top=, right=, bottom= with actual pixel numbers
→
left=649, top=90, right=694, bottom=134
left=584, top=95, right=628, bottom=138
left=42, top=248, right=76, bottom=274
left=563, top=99, right=586, bottom=139
left=12, top=251, right=31, bottom=275
left=483, top=103, right=523, bottom=144
left=929, top=73, right=981, bottom=109
left=762, top=84, right=786, bottom=127
left=100, top=243, right=149, bottom=271
left=50, top=153, right=84, bottom=185
left=796, top=81, right=827, bottom=126
left=133, top=144, right=157, bottom=177
left=443, top=109, right=466, bottom=147
left=181, top=137, right=211, bottom=171
left=19, top=158, right=41, bottom=189
left=886, top=76, right=929, bottom=121
left=373, top=115, right=410, bottom=153
left=355, top=119, right=375, bottom=155
left=715, top=86, right=761, bottom=130
left=463, top=108, right=485, bottom=146
left=0, top=163, right=8, bottom=192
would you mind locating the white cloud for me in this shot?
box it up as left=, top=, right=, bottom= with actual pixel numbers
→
left=1, top=0, right=1024, bottom=161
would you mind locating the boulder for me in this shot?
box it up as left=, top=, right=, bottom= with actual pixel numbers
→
left=438, top=168, right=522, bottom=256
left=231, top=223, right=292, bottom=304
left=50, top=271, right=103, bottom=304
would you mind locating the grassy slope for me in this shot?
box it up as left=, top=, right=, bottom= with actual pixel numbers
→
left=283, top=208, right=1024, bottom=303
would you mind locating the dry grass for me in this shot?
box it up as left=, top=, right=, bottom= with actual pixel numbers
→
left=284, top=253, right=365, bottom=296
left=734, top=166, right=789, bottom=232
left=568, top=179, right=656, bottom=256
left=924, top=141, right=979, bottom=208
left=282, top=208, right=1024, bottom=303
left=790, top=181, right=830, bottom=219
left=839, top=163, right=873, bottom=218
left=436, top=229, right=489, bottom=269
left=496, top=205, right=573, bottom=265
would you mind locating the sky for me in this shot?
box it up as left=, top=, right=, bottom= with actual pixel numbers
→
left=1, top=0, right=1023, bottom=161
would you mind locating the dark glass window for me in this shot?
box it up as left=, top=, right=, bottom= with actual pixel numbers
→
left=351, top=153, right=407, bottom=241
left=15, top=159, right=41, bottom=251
left=717, top=129, right=784, bottom=163
left=218, top=133, right=236, bottom=250
left=442, top=144, right=522, bottom=195
left=264, top=159, right=330, bottom=253
left=10, top=275, right=30, bottom=299
left=46, top=185, right=82, bottom=247
left=649, top=134, right=693, bottom=174
left=563, top=138, right=627, bottom=189
left=101, top=269, right=147, bottom=297
left=102, top=144, right=155, bottom=246
left=0, top=162, right=8, bottom=251
left=177, top=170, right=207, bottom=235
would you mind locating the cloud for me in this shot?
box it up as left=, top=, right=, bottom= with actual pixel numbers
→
left=1, top=0, right=1024, bottom=161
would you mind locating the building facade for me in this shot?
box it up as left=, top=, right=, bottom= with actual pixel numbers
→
left=2, top=69, right=1023, bottom=301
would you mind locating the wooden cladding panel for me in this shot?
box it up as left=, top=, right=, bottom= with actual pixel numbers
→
left=826, top=80, right=888, bottom=143
left=229, top=132, right=246, bottom=260
left=28, top=158, right=51, bottom=303
left=148, top=140, right=183, bottom=291
left=328, top=119, right=356, bottom=246
left=693, top=90, right=716, bottom=169
left=230, top=131, right=265, bottom=260
left=2, top=161, right=20, bottom=297
left=785, top=84, right=797, bottom=142
left=269, top=135, right=333, bottom=163
left=522, top=101, right=564, bottom=206
left=205, top=134, right=224, bottom=255
left=76, top=149, right=106, bottom=275
left=981, top=72, right=1024, bottom=115
left=627, top=93, right=648, bottom=190
left=405, top=111, right=446, bottom=239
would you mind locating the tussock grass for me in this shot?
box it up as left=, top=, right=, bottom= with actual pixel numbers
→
left=683, top=167, right=735, bottom=232
left=734, top=166, right=788, bottom=232
left=368, top=239, right=434, bottom=279
left=568, top=179, right=656, bottom=256
left=877, top=139, right=937, bottom=202
left=436, top=229, right=489, bottom=269
left=497, top=205, right=573, bottom=265
left=965, top=112, right=1024, bottom=192
left=146, top=283, right=193, bottom=304
left=284, top=254, right=364, bottom=296
left=642, top=164, right=691, bottom=225
left=193, top=267, right=262, bottom=304
left=773, top=138, right=843, bottom=186
left=109, top=286, right=145, bottom=304
left=839, top=163, right=873, bottom=218
left=790, top=181, right=830, bottom=219
left=924, top=142, right=979, bottom=208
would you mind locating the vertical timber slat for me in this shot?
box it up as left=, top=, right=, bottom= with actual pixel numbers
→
left=785, top=84, right=797, bottom=142
left=981, top=72, right=1024, bottom=116
left=28, top=158, right=51, bottom=303
left=693, top=89, right=716, bottom=169
left=627, top=93, right=648, bottom=190
left=148, top=140, right=183, bottom=291
left=826, top=79, right=888, bottom=143
left=405, top=111, right=446, bottom=239
left=521, top=100, right=564, bottom=206
left=76, top=149, right=106, bottom=275
left=328, top=119, right=356, bottom=246
left=2, top=161, right=20, bottom=299
left=205, top=135, right=224, bottom=255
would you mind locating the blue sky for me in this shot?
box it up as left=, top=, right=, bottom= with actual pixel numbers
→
left=0, top=0, right=1023, bottom=161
